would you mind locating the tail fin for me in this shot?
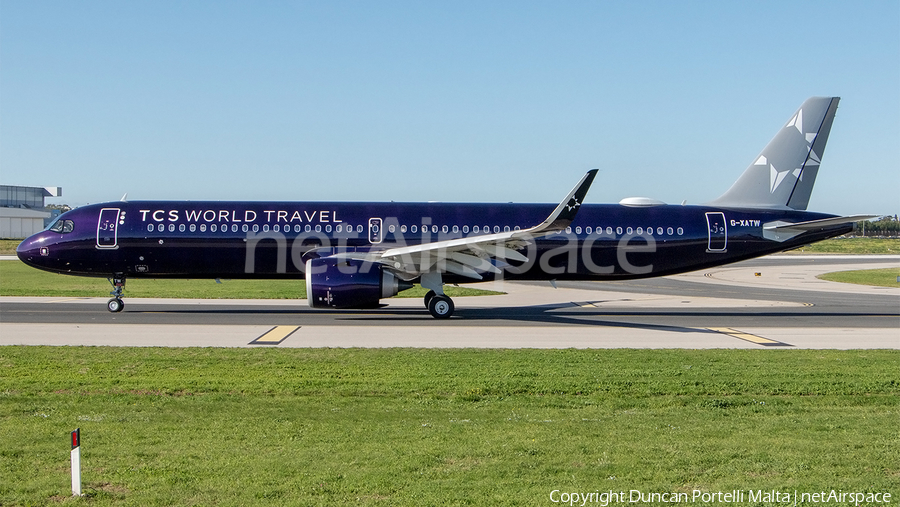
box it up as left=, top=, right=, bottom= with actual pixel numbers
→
left=709, top=97, right=840, bottom=210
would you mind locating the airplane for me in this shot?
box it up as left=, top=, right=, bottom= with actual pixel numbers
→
left=17, top=97, right=874, bottom=318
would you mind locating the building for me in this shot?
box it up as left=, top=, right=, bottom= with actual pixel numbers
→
left=0, top=185, right=63, bottom=239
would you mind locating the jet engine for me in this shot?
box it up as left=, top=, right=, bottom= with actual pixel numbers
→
left=305, top=257, right=412, bottom=309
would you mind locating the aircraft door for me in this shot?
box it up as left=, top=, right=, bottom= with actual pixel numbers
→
left=705, top=212, right=727, bottom=252
left=368, top=218, right=383, bottom=244
left=97, top=208, right=121, bottom=249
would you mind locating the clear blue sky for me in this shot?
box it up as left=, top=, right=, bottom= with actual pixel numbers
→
left=1, top=1, right=898, bottom=216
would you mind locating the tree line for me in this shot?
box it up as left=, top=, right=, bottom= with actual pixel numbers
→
left=854, top=216, right=899, bottom=237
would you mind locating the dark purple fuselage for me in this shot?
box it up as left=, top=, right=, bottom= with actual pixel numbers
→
left=17, top=200, right=848, bottom=283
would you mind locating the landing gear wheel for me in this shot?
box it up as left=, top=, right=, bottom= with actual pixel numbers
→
left=428, top=295, right=454, bottom=319
left=423, top=290, right=436, bottom=309
left=107, top=298, right=124, bottom=313
left=107, top=275, right=126, bottom=313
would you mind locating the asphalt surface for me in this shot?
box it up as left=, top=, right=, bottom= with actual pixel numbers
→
left=1, top=255, right=897, bottom=348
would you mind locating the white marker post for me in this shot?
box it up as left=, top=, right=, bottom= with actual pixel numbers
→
left=71, top=428, right=82, bottom=496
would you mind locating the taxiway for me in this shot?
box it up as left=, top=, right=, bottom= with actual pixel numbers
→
left=1, top=255, right=897, bottom=349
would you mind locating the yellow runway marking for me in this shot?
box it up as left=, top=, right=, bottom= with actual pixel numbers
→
left=707, top=327, right=791, bottom=347
left=250, top=326, right=300, bottom=345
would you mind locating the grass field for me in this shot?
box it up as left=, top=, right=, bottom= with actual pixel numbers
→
left=0, top=260, right=502, bottom=299
left=785, top=237, right=899, bottom=254
left=0, top=347, right=897, bottom=506
left=818, top=267, right=900, bottom=288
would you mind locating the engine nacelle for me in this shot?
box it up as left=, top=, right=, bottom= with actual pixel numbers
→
left=305, top=257, right=412, bottom=309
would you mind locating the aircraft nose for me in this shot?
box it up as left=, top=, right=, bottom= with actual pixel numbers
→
left=16, top=235, right=46, bottom=265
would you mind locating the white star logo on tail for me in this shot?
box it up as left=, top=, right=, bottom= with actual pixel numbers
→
left=787, top=108, right=803, bottom=133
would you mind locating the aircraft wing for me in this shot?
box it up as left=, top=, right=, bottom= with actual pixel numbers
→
left=378, top=169, right=598, bottom=280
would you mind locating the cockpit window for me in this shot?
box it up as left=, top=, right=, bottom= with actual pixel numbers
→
left=47, top=219, right=75, bottom=234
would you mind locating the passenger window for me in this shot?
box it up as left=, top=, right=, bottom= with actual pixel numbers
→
left=657, top=227, right=663, bottom=235
left=442, top=225, right=448, bottom=233
left=146, top=224, right=154, bottom=233
left=168, top=224, right=175, bottom=232
left=677, top=227, right=684, bottom=235
left=626, top=227, right=633, bottom=235
left=252, top=224, right=259, bottom=232
left=432, top=225, right=438, bottom=233
left=325, top=225, right=332, bottom=233
left=305, top=225, right=311, bottom=232
left=636, top=227, right=643, bottom=234
left=616, top=227, right=623, bottom=235
left=667, top=227, right=674, bottom=235
left=493, top=226, right=500, bottom=233
left=566, top=227, right=572, bottom=234
left=315, top=225, right=322, bottom=232
left=463, top=225, right=469, bottom=233
left=232, top=224, right=238, bottom=232
left=243, top=225, right=249, bottom=233
left=607, top=227, right=613, bottom=235
left=473, top=226, right=479, bottom=233
left=452, top=225, right=459, bottom=233
left=575, top=226, right=582, bottom=234
left=504, top=226, right=510, bottom=232
left=389, top=225, right=395, bottom=233
left=514, top=226, right=520, bottom=231
left=294, top=225, right=300, bottom=233
left=411, top=225, right=418, bottom=233
left=200, top=224, right=207, bottom=232
left=179, top=224, right=186, bottom=232
left=357, top=225, right=363, bottom=233
left=190, top=224, right=196, bottom=232
left=586, top=226, right=592, bottom=234
left=401, top=225, right=407, bottom=233
left=483, top=226, right=489, bottom=233
left=273, top=225, right=280, bottom=232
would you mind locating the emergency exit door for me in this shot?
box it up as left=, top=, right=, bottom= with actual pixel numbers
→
left=368, top=218, right=383, bottom=244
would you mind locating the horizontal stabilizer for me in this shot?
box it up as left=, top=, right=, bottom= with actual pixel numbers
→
left=763, top=214, right=877, bottom=242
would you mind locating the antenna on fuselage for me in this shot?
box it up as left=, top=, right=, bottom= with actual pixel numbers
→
left=120, top=193, right=128, bottom=202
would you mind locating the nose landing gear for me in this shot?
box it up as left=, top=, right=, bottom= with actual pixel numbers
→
left=107, top=276, right=125, bottom=312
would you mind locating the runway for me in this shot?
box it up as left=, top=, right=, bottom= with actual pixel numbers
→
left=1, top=255, right=897, bottom=349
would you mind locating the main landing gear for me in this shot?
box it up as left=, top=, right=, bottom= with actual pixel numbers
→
left=421, top=273, right=455, bottom=319
left=107, top=276, right=125, bottom=313
left=424, top=290, right=454, bottom=319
